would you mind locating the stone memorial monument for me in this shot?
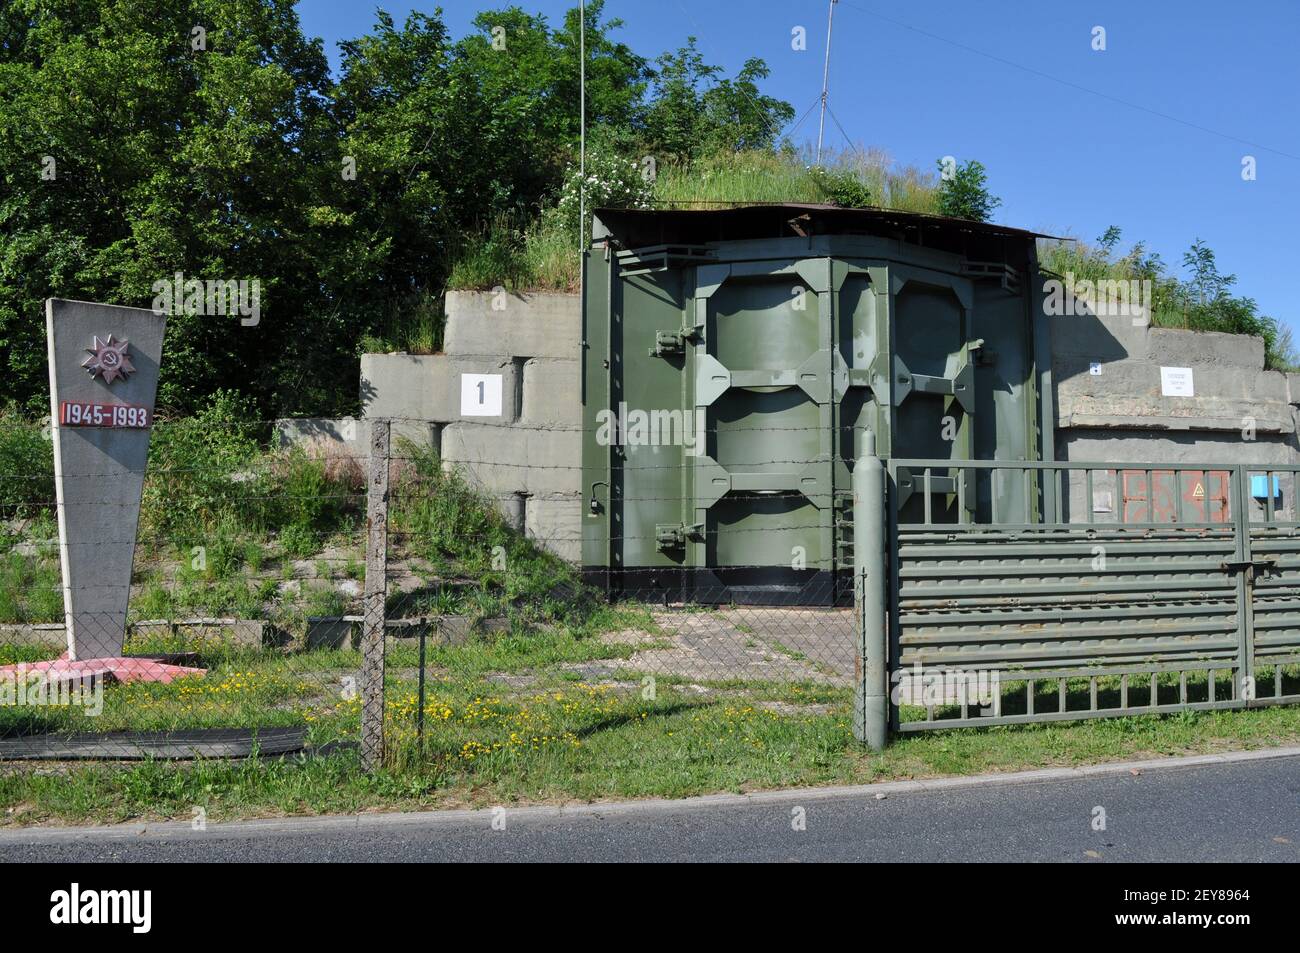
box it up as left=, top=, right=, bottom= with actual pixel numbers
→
left=0, top=299, right=203, bottom=684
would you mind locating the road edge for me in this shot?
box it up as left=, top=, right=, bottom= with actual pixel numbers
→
left=4, top=743, right=1299, bottom=843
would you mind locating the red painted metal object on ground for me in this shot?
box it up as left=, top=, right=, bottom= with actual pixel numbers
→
left=0, top=654, right=205, bottom=686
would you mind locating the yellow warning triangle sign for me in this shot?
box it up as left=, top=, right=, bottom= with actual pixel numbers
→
left=1192, top=482, right=1205, bottom=499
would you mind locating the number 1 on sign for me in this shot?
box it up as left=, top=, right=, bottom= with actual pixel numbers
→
left=461, top=374, right=503, bottom=417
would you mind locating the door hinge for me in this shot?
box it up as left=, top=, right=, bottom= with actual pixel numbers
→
left=649, top=327, right=700, bottom=358
left=656, top=522, right=704, bottom=551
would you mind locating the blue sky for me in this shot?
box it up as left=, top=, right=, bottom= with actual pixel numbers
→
left=297, top=0, right=1300, bottom=334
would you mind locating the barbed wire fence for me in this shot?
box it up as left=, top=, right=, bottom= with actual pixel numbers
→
left=374, top=417, right=861, bottom=770
left=0, top=414, right=865, bottom=769
left=8, top=413, right=1299, bottom=769
left=0, top=415, right=377, bottom=761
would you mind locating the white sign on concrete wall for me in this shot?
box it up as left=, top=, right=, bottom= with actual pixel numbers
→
left=460, top=373, right=503, bottom=417
left=1160, top=366, right=1195, bottom=397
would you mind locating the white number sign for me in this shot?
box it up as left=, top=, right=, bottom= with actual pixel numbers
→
left=461, top=374, right=503, bottom=417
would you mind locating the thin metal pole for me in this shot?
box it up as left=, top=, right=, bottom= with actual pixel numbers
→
left=815, top=0, right=837, bottom=165
left=579, top=0, right=586, bottom=250
left=416, top=623, right=427, bottom=752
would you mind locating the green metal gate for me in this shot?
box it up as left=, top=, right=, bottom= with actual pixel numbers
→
left=860, top=458, right=1300, bottom=737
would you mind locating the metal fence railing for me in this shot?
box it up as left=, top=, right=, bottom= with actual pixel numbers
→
left=884, top=459, right=1300, bottom=733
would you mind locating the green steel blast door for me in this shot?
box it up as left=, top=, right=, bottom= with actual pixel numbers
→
left=583, top=227, right=1043, bottom=607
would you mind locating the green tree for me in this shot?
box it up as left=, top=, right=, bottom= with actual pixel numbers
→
left=935, top=158, right=1002, bottom=222
left=1182, top=237, right=1237, bottom=305
left=0, top=0, right=332, bottom=414
left=643, top=38, right=793, bottom=164
left=452, top=2, right=649, bottom=207
left=0, top=2, right=797, bottom=417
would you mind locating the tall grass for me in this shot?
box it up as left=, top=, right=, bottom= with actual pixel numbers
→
left=0, top=411, right=53, bottom=517
left=446, top=213, right=580, bottom=293
left=358, top=295, right=444, bottom=356
left=442, top=147, right=943, bottom=294
left=653, top=147, right=940, bottom=213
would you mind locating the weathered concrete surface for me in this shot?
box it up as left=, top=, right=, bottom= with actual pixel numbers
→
left=1053, top=311, right=1298, bottom=465
left=525, top=496, right=581, bottom=557
left=358, top=293, right=582, bottom=560
left=443, top=290, right=581, bottom=360
left=594, top=608, right=854, bottom=685
left=519, top=357, right=581, bottom=426
left=47, top=299, right=166, bottom=660
left=439, top=423, right=580, bottom=496
left=360, top=354, right=520, bottom=424
left=274, top=417, right=439, bottom=453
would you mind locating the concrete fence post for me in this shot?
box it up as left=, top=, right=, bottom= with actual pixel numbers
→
left=360, top=419, right=390, bottom=770
left=853, top=432, right=888, bottom=750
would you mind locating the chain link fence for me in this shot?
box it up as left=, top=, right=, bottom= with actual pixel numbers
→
left=10, top=413, right=1300, bottom=775
left=1, top=415, right=374, bottom=761
left=377, top=419, right=858, bottom=770
left=0, top=414, right=862, bottom=770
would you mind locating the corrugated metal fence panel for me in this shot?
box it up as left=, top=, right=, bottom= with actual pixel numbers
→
left=883, top=459, right=1300, bottom=732
left=1246, top=529, right=1300, bottom=667
left=896, top=527, right=1241, bottom=673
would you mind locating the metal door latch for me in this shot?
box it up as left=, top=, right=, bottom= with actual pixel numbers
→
left=1220, top=558, right=1277, bottom=578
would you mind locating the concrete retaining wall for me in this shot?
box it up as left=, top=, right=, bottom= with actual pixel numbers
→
left=273, top=417, right=440, bottom=454
left=1052, top=311, right=1298, bottom=465
left=359, top=291, right=583, bottom=561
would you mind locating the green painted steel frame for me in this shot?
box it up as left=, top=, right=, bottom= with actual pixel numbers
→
left=882, top=458, right=1300, bottom=732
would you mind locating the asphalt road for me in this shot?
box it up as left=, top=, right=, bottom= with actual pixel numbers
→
left=3, top=751, right=1298, bottom=862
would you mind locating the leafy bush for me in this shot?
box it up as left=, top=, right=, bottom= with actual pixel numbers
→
left=143, top=391, right=263, bottom=540
left=935, top=158, right=1002, bottom=222
left=554, top=147, right=655, bottom=245
left=0, top=411, right=53, bottom=517
left=807, top=165, right=873, bottom=208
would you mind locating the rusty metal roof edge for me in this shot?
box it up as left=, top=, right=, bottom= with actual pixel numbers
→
left=592, top=203, right=1069, bottom=242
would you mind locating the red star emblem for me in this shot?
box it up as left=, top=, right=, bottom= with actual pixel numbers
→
left=81, top=334, right=136, bottom=385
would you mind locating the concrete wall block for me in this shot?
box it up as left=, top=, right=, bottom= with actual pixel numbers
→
left=1058, top=430, right=1294, bottom=466
left=360, top=354, right=437, bottom=420
left=444, top=290, right=581, bottom=360
left=1148, top=326, right=1264, bottom=369
left=520, top=358, right=581, bottom=427
left=525, top=496, right=582, bottom=563
left=1056, top=361, right=1293, bottom=434
left=362, top=353, right=518, bottom=426
left=1050, top=312, right=1148, bottom=364
left=274, top=417, right=439, bottom=459
left=439, top=423, right=581, bottom=496
left=275, top=417, right=367, bottom=450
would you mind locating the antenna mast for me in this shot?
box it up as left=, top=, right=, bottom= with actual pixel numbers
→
left=815, top=0, right=837, bottom=166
